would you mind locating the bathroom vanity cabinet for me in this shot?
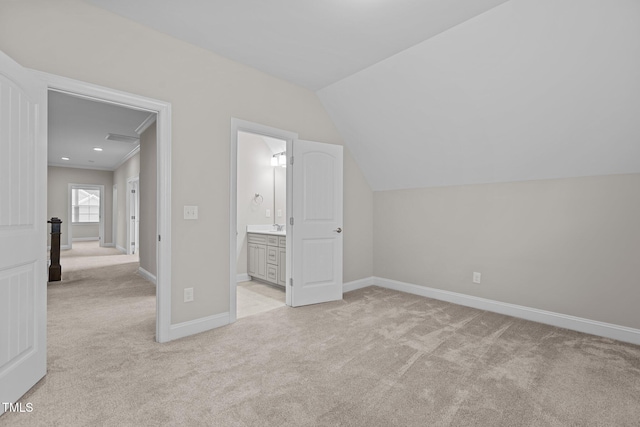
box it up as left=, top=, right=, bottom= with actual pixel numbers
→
left=247, top=233, right=286, bottom=287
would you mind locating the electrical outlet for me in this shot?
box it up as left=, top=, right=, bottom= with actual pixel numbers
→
left=473, top=272, right=481, bottom=284
left=277, top=209, right=282, bottom=218
left=184, top=287, right=194, bottom=302
left=266, top=209, right=271, bottom=218
left=184, top=206, right=198, bottom=220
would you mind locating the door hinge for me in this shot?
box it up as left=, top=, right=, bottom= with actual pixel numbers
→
left=131, top=189, right=136, bottom=193
left=289, top=278, right=293, bottom=287
left=158, top=235, right=161, bottom=242
left=290, top=156, right=294, bottom=165
left=131, top=242, right=135, bottom=245
left=289, top=217, right=294, bottom=226
left=131, top=216, right=135, bottom=220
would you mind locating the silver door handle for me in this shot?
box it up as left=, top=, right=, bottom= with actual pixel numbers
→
left=334, top=227, right=342, bottom=233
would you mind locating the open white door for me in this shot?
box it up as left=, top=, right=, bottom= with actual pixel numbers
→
left=0, top=51, right=47, bottom=412
left=290, top=140, right=343, bottom=307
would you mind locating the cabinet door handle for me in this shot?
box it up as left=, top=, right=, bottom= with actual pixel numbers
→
left=334, top=227, right=342, bottom=234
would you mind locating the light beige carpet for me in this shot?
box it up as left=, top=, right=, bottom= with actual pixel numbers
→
left=4, top=244, right=640, bottom=425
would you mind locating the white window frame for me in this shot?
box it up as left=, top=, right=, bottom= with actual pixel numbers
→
left=71, top=185, right=101, bottom=224
left=67, top=183, right=105, bottom=249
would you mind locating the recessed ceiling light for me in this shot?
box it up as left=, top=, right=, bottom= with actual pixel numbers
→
left=61, top=157, right=70, bottom=161
left=93, top=147, right=103, bottom=152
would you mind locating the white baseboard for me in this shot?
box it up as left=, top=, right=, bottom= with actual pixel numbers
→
left=72, top=237, right=99, bottom=242
left=61, top=245, right=71, bottom=251
left=169, top=312, right=230, bottom=341
left=103, top=243, right=115, bottom=248
left=346, top=277, right=640, bottom=346
left=116, top=245, right=127, bottom=254
left=137, top=267, right=157, bottom=286
left=236, top=273, right=250, bottom=283
left=343, top=277, right=376, bottom=293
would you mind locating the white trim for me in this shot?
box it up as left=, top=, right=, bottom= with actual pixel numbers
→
left=229, top=118, right=298, bottom=325
left=343, top=277, right=375, bottom=293
left=236, top=273, right=250, bottom=283
left=113, top=145, right=140, bottom=171
left=135, top=113, right=157, bottom=135
left=112, top=184, right=117, bottom=247
left=138, top=267, right=157, bottom=285
left=116, top=245, right=127, bottom=254
left=33, top=70, right=172, bottom=343
left=48, top=162, right=114, bottom=171
left=368, top=277, right=640, bottom=346
left=103, top=243, right=115, bottom=248
left=72, top=237, right=99, bottom=242
left=169, top=312, right=230, bottom=341
left=60, top=245, right=71, bottom=251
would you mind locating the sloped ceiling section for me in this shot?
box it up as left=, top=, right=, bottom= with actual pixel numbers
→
left=318, top=0, right=640, bottom=191
left=87, top=0, right=508, bottom=90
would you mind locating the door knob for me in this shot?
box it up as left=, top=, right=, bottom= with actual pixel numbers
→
left=334, top=227, right=342, bottom=233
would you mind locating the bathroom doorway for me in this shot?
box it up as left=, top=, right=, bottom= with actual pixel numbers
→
left=229, top=119, right=298, bottom=322
left=235, top=130, right=288, bottom=318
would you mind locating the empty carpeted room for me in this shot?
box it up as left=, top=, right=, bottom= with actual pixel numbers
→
left=1, top=0, right=639, bottom=426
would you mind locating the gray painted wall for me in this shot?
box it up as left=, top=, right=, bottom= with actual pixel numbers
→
left=1, top=0, right=375, bottom=324
left=139, top=123, right=157, bottom=277
left=374, top=174, right=640, bottom=329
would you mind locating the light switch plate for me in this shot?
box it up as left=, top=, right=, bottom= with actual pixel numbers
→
left=184, top=205, right=198, bottom=220
left=473, top=272, right=481, bottom=284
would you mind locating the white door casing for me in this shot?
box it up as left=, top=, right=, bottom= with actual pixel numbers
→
left=290, top=140, right=343, bottom=307
left=0, top=51, right=47, bottom=412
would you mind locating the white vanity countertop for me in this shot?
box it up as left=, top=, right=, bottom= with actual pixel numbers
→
left=246, top=225, right=286, bottom=236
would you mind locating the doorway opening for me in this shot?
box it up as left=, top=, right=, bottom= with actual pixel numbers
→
left=36, top=70, right=172, bottom=342
left=230, top=119, right=298, bottom=322
left=236, top=130, right=288, bottom=318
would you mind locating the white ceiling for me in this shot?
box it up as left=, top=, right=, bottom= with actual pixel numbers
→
left=84, top=0, right=640, bottom=191
left=86, top=0, right=508, bottom=90
left=48, top=91, right=154, bottom=171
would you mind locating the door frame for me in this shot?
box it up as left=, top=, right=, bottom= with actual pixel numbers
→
left=67, top=183, right=105, bottom=248
left=31, top=70, right=173, bottom=343
left=229, top=118, right=297, bottom=322
left=126, top=176, right=140, bottom=255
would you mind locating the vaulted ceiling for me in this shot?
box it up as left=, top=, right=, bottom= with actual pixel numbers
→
left=86, top=0, right=640, bottom=190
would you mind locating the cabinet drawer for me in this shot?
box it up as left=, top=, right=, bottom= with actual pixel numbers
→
left=267, top=235, right=279, bottom=246
left=247, top=233, right=268, bottom=245
left=267, top=246, right=278, bottom=265
left=278, top=236, right=286, bottom=247
left=266, top=265, right=278, bottom=282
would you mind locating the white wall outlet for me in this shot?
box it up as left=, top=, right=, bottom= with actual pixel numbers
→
left=184, top=205, right=198, bottom=220
left=184, top=287, right=194, bottom=302
left=277, top=209, right=282, bottom=218
left=473, top=272, right=481, bottom=284
left=266, top=209, right=271, bottom=218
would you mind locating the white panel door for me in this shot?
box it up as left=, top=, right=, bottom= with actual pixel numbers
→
left=0, top=51, right=47, bottom=412
left=290, top=140, right=343, bottom=307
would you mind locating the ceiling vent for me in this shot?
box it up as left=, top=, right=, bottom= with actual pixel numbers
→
left=105, top=133, right=140, bottom=143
